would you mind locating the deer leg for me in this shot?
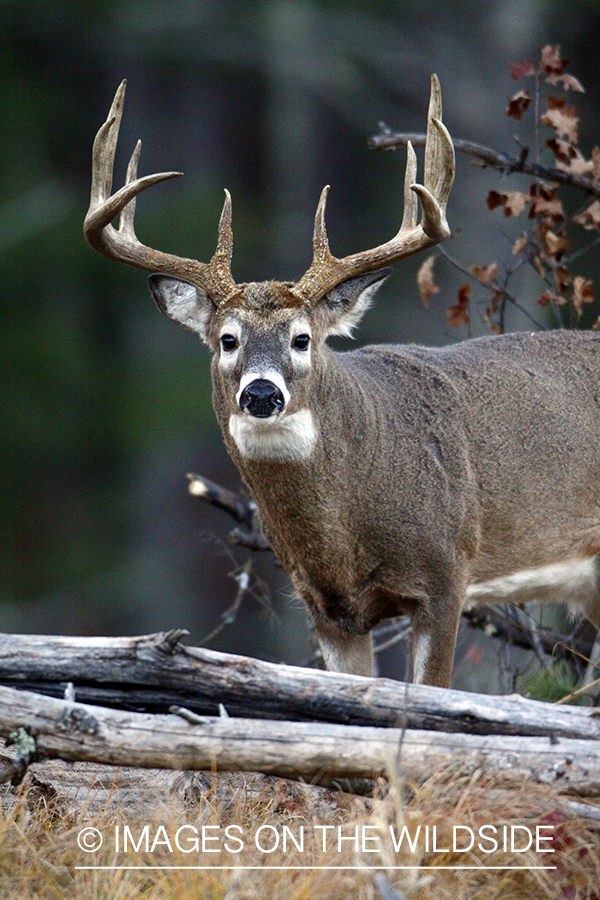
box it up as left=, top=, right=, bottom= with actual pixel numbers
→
left=411, top=597, right=462, bottom=688
left=313, top=621, right=374, bottom=677
left=582, top=553, right=600, bottom=630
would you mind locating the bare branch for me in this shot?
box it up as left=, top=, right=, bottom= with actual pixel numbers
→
left=463, top=606, right=593, bottom=666
left=436, top=245, right=549, bottom=331
left=199, top=557, right=254, bottom=645
left=369, top=129, right=600, bottom=198
left=187, top=473, right=256, bottom=527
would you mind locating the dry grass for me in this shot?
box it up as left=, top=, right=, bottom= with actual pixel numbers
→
left=0, top=760, right=599, bottom=899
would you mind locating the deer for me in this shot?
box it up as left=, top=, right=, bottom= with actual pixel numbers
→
left=84, top=77, right=600, bottom=688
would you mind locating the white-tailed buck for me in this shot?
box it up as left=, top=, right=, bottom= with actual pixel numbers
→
left=85, top=77, right=600, bottom=688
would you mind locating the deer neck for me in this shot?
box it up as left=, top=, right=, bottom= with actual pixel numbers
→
left=216, top=348, right=377, bottom=563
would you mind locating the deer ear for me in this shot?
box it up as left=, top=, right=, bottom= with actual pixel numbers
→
left=148, top=274, right=216, bottom=341
left=319, top=267, right=392, bottom=338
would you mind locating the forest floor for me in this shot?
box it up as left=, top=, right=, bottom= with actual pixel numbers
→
left=1, top=755, right=599, bottom=899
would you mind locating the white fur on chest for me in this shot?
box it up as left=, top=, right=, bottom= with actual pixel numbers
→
left=229, top=409, right=317, bottom=461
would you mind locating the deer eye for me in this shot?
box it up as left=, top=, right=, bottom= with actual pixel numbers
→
left=221, top=334, right=238, bottom=351
left=292, top=334, right=310, bottom=350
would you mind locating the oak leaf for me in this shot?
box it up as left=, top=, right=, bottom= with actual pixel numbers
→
left=505, top=90, right=531, bottom=121
left=487, top=190, right=530, bottom=217
left=483, top=290, right=503, bottom=335
left=540, top=45, right=568, bottom=77
left=546, top=137, right=575, bottom=164
left=529, top=183, right=564, bottom=221
left=538, top=290, right=565, bottom=306
left=545, top=72, right=585, bottom=92
left=417, top=254, right=440, bottom=307
left=540, top=102, right=579, bottom=144
left=530, top=195, right=564, bottom=220
left=470, top=263, right=498, bottom=284
left=572, top=276, right=594, bottom=313
left=553, top=266, right=572, bottom=294
left=573, top=201, right=600, bottom=231
left=543, top=229, right=571, bottom=260
left=446, top=284, right=470, bottom=327
left=554, top=147, right=595, bottom=177
left=509, top=58, right=535, bottom=80
left=512, top=236, right=528, bottom=256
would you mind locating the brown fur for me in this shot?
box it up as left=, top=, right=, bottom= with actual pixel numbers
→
left=150, top=274, right=600, bottom=688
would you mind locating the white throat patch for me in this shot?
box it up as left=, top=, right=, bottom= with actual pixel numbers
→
left=229, top=409, right=317, bottom=461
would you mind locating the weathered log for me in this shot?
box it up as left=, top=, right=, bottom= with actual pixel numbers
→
left=0, top=632, right=599, bottom=741
left=0, top=685, right=599, bottom=796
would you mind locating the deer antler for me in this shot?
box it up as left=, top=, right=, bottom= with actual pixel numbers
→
left=290, top=74, right=455, bottom=305
left=84, top=80, right=239, bottom=304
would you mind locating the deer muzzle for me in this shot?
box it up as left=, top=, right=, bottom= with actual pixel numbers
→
left=239, top=379, right=285, bottom=418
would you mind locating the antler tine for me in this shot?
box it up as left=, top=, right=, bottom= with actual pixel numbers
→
left=84, top=81, right=239, bottom=304
left=400, top=141, right=418, bottom=233
left=88, top=79, right=125, bottom=210
left=312, top=186, right=333, bottom=264
left=118, top=139, right=142, bottom=239
left=291, top=74, right=455, bottom=306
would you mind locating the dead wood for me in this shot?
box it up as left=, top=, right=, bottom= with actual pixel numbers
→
left=0, top=684, right=599, bottom=796
left=0, top=631, right=599, bottom=741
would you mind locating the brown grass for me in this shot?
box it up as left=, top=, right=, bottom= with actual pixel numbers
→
left=0, top=761, right=599, bottom=899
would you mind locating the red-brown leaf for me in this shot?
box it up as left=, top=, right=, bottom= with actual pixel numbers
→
left=446, top=284, right=470, bottom=327
left=538, top=290, right=565, bottom=306
left=546, top=137, right=576, bottom=164
left=504, top=191, right=532, bottom=216
left=546, top=72, right=585, bottom=92
left=470, top=263, right=498, bottom=284
left=540, top=44, right=568, bottom=77
left=484, top=290, right=503, bottom=334
left=540, top=104, right=579, bottom=144
left=417, top=254, right=440, bottom=307
left=543, top=229, right=571, bottom=260
left=487, top=190, right=504, bottom=211
left=573, top=200, right=600, bottom=231
left=512, top=236, right=528, bottom=256
left=509, top=58, right=535, bottom=80
left=487, top=190, right=530, bottom=217
left=529, top=183, right=565, bottom=221
left=554, top=147, right=595, bottom=177
left=572, top=275, right=595, bottom=313
left=505, top=90, right=531, bottom=121
left=554, top=266, right=572, bottom=294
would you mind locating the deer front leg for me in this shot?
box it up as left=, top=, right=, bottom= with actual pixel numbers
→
left=411, top=595, right=462, bottom=688
left=313, top=619, right=374, bottom=677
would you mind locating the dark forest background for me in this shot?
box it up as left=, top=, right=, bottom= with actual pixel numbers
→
left=2, top=0, right=600, bottom=685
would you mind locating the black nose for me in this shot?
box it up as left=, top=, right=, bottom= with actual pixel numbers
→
left=239, top=379, right=285, bottom=418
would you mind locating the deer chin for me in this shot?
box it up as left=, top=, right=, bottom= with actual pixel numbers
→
left=228, top=409, right=317, bottom=461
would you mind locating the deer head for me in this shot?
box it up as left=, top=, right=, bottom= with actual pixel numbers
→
left=84, top=77, right=454, bottom=463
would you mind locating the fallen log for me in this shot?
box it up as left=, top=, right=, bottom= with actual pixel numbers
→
left=0, top=685, right=599, bottom=797
left=0, top=632, right=599, bottom=741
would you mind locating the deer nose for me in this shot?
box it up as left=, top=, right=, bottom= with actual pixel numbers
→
left=239, top=379, right=285, bottom=418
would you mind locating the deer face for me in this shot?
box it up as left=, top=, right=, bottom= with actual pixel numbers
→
left=148, top=269, right=390, bottom=461
left=85, top=79, right=452, bottom=458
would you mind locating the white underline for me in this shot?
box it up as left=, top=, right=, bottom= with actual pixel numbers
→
left=75, top=865, right=557, bottom=871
